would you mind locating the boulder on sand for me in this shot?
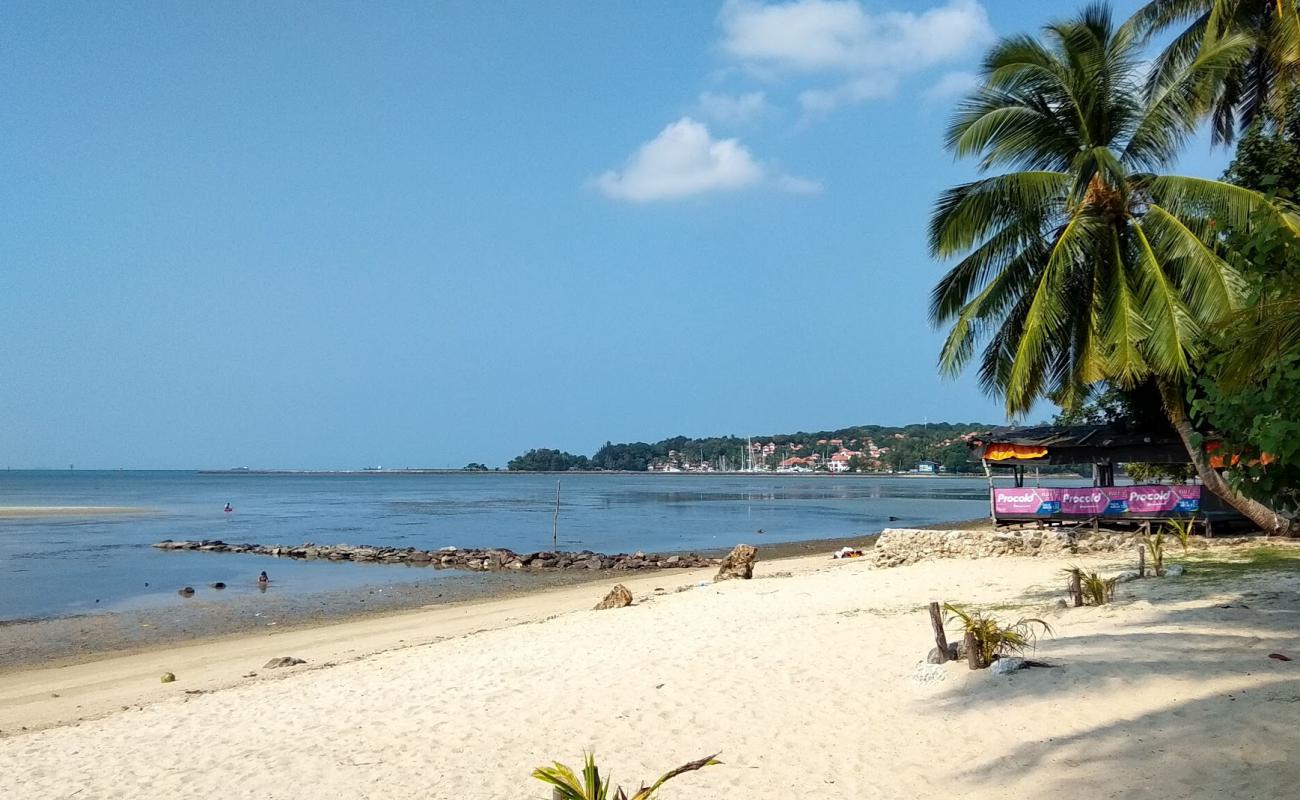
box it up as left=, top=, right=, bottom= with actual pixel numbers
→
left=715, top=544, right=758, bottom=581
left=263, top=657, right=307, bottom=669
left=594, top=584, right=633, bottom=610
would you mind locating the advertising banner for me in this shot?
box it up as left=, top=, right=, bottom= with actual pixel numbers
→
left=994, top=485, right=1200, bottom=517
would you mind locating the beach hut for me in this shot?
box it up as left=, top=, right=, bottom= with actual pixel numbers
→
left=967, top=424, right=1243, bottom=531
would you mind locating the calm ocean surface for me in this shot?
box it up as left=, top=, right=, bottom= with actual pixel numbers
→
left=1, top=471, right=1012, bottom=621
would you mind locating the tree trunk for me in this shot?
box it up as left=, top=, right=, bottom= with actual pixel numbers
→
left=1160, top=382, right=1297, bottom=536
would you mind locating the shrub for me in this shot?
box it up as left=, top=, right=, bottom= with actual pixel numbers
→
left=1069, top=567, right=1118, bottom=605
left=533, top=752, right=721, bottom=800
left=943, top=603, right=1053, bottom=667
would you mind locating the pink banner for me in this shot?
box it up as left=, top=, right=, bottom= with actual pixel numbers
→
left=994, top=485, right=1200, bottom=517
left=992, top=487, right=1060, bottom=515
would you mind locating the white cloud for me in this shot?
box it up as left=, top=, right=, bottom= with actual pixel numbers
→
left=718, top=0, right=994, bottom=113
left=924, top=70, right=979, bottom=101
left=594, top=117, right=818, bottom=202
left=799, top=75, right=896, bottom=115
left=697, top=90, right=769, bottom=124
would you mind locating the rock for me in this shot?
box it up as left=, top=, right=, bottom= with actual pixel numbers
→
left=594, top=584, right=633, bottom=610
left=1054, top=598, right=1069, bottom=609
left=926, top=647, right=948, bottom=664
left=990, top=656, right=1027, bottom=675
left=715, top=544, right=758, bottom=581
left=1115, top=570, right=1141, bottom=583
left=210, top=582, right=226, bottom=590
left=178, top=586, right=195, bottom=597
left=160, top=672, right=176, bottom=683
left=1164, top=564, right=1186, bottom=577
left=263, top=657, right=307, bottom=669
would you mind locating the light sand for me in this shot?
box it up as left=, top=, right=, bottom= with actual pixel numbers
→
left=3, top=547, right=1299, bottom=799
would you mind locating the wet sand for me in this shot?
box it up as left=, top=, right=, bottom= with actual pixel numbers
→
left=0, top=532, right=892, bottom=672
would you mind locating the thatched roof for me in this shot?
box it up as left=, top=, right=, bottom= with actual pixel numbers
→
left=968, top=424, right=1188, bottom=465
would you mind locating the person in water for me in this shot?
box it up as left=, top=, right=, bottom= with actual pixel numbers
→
left=224, top=503, right=233, bottom=513
left=258, top=571, right=269, bottom=584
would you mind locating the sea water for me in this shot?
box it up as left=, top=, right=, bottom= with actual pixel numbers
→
left=0, top=470, right=1008, bottom=621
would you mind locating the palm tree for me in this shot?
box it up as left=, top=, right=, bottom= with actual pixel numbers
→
left=930, top=2, right=1300, bottom=534
left=1128, top=0, right=1300, bottom=143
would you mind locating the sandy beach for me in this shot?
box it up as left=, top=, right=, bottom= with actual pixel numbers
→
left=3, top=541, right=1299, bottom=799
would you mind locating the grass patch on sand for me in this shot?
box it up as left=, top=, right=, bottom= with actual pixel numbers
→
left=1177, top=546, right=1300, bottom=582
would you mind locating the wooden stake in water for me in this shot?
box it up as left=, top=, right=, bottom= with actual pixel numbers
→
left=552, top=479, right=561, bottom=553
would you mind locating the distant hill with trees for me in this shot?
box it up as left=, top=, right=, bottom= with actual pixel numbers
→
left=507, top=422, right=995, bottom=473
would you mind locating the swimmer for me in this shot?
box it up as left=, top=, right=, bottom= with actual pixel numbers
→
left=258, top=571, right=269, bottom=584
left=224, top=503, right=233, bottom=513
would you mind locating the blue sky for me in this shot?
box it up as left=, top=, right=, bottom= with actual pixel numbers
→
left=1, top=1, right=1230, bottom=469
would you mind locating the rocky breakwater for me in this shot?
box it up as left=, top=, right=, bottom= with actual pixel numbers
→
left=151, top=539, right=715, bottom=573
left=872, top=527, right=1145, bottom=568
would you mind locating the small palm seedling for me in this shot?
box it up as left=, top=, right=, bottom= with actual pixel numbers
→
left=943, top=603, right=1053, bottom=668
left=1064, top=567, right=1117, bottom=605
left=1164, top=516, right=1195, bottom=554
left=1142, top=530, right=1167, bottom=576
left=533, top=752, right=721, bottom=800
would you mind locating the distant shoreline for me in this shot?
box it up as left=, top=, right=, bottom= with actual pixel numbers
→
left=193, top=469, right=1011, bottom=478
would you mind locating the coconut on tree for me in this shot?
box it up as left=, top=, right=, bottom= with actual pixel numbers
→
left=929, top=3, right=1300, bottom=533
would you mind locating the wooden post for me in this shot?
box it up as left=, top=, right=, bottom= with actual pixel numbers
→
left=964, top=630, right=981, bottom=670
left=1069, top=569, right=1083, bottom=607
left=983, top=458, right=996, bottom=524
left=928, top=602, right=949, bottom=663
left=1138, top=544, right=1146, bottom=578
left=552, top=480, right=561, bottom=552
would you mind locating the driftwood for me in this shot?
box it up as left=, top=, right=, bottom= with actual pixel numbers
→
left=928, top=602, right=949, bottom=664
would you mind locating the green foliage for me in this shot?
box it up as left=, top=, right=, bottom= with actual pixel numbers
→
left=1193, top=350, right=1300, bottom=511
left=517, top=422, right=993, bottom=473
left=1128, top=1, right=1300, bottom=144
left=506, top=449, right=591, bottom=472
left=943, top=603, right=1053, bottom=667
left=1142, top=530, right=1168, bottom=576
left=1225, top=94, right=1300, bottom=193
left=1124, top=462, right=1198, bottom=484
left=1185, top=92, right=1300, bottom=514
left=930, top=3, right=1300, bottom=417
left=1163, top=516, right=1195, bottom=552
left=533, top=752, right=721, bottom=800
left=1065, top=567, right=1118, bottom=605
left=462, top=462, right=490, bottom=471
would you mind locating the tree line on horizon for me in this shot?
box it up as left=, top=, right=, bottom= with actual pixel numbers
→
left=506, top=422, right=994, bottom=474
left=931, top=1, right=1300, bottom=532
